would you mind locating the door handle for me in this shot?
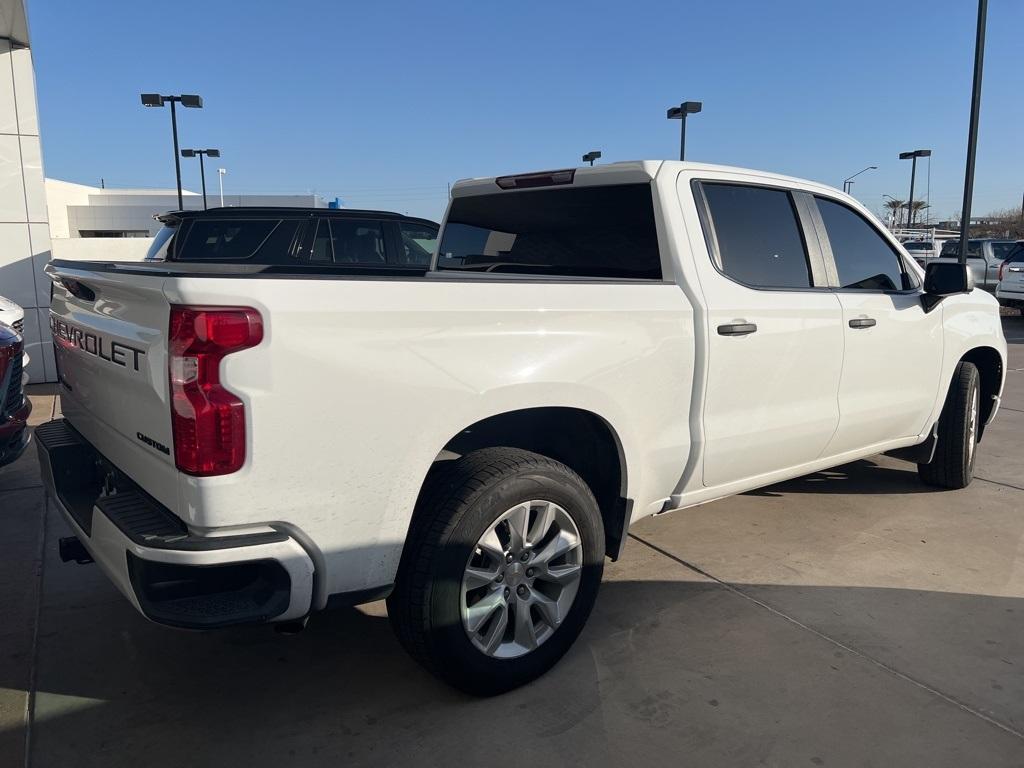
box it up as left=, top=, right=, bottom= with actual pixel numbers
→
left=849, top=318, right=876, bottom=329
left=717, top=322, right=758, bottom=336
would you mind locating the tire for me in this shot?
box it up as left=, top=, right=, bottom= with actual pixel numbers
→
left=387, top=447, right=605, bottom=695
left=918, top=361, right=981, bottom=489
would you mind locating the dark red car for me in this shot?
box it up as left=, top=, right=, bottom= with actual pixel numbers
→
left=0, top=322, right=31, bottom=467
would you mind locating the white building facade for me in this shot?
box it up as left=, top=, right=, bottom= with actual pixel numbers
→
left=1, top=0, right=53, bottom=382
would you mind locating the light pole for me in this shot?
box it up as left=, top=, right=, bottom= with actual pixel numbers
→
left=582, top=150, right=601, bottom=166
left=843, top=165, right=877, bottom=194
left=899, top=149, right=931, bottom=228
left=180, top=149, right=221, bottom=209
left=666, top=101, right=702, bottom=161
left=140, top=93, right=203, bottom=210
left=956, top=0, right=988, bottom=267
left=218, top=168, right=226, bottom=207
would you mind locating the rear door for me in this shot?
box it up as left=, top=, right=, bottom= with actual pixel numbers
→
left=812, top=196, right=943, bottom=455
left=691, top=180, right=844, bottom=488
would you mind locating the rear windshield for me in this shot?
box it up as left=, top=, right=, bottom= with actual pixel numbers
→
left=903, top=242, right=933, bottom=251
left=437, top=184, right=661, bottom=279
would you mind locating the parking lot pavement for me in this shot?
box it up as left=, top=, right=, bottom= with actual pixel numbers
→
left=1, top=320, right=1022, bottom=767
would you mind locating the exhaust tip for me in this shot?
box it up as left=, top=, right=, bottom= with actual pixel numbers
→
left=59, top=536, right=94, bottom=565
left=274, top=618, right=308, bottom=635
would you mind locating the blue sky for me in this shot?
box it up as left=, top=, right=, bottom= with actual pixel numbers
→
left=28, top=0, right=1023, bottom=222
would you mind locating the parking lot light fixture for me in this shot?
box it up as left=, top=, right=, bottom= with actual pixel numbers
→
left=843, top=166, right=877, bottom=194
left=899, top=149, right=931, bottom=228
left=582, top=151, right=602, bottom=166
left=140, top=93, right=204, bottom=210
left=666, top=101, right=702, bottom=161
left=180, top=148, right=221, bottom=210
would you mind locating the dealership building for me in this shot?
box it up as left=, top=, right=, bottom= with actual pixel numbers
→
left=1, top=0, right=52, bottom=382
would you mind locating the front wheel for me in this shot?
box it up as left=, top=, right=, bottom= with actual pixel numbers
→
left=918, top=361, right=981, bottom=489
left=387, top=447, right=605, bottom=695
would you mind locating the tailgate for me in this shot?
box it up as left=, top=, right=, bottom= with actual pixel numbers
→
left=46, top=262, right=179, bottom=510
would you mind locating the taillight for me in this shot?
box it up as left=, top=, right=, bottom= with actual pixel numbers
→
left=495, top=169, right=575, bottom=189
left=998, top=261, right=1007, bottom=281
left=168, top=306, right=263, bottom=476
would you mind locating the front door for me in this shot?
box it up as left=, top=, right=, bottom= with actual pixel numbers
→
left=812, top=195, right=943, bottom=455
left=690, top=180, right=845, bottom=488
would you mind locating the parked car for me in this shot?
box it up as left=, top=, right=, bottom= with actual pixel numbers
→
left=937, top=238, right=1019, bottom=291
left=995, top=241, right=1024, bottom=313
left=0, top=294, right=29, bottom=383
left=0, top=322, right=31, bottom=468
left=36, top=161, right=1006, bottom=695
left=144, top=207, right=440, bottom=269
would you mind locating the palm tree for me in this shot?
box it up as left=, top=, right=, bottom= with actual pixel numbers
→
left=884, top=198, right=906, bottom=228
left=908, top=200, right=930, bottom=226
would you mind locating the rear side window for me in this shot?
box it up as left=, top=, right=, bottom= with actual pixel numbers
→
left=399, top=221, right=438, bottom=266
left=816, top=197, right=911, bottom=291
left=297, top=218, right=387, bottom=264
left=992, top=242, right=1021, bottom=262
left=1002, top=244, right=1024, bottom=264
left=178, top=219, right=277, bottom=260
left=701, top=183, right=811, bottom=289
left=437, top=184, right=661, bottom=279
left=173, top=218, right=303, bottom=263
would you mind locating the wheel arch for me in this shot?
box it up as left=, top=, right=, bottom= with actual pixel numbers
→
left=959, top=345, right=1004, bottom=436
left=422, top=407, right=631, bottom=561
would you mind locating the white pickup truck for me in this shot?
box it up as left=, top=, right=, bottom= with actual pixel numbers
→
left=37, top=162, right=1006, bottom=694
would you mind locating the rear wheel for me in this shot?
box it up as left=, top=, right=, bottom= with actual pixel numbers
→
left=388, top=447, right=605, bottom=695
left=918, top=361, right=980, bottom=489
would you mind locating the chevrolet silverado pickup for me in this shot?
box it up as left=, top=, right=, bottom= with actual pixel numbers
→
left=36, top=162, right=1007, bottom=695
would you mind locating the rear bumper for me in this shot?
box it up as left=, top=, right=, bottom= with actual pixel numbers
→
left=35, top=419, right=314, bottom=628
left=995, top=286, right=1024, bottom=307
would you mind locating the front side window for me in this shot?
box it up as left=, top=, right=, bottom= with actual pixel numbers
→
left=329, top=219, right=386, bottom=264
left=398, top=221, right=438, bottom=266
left=816, top=197, right=911, bottom=291
left=701, top=183, right=811, bottom=288
left=437, top=184, right=661, bottom=279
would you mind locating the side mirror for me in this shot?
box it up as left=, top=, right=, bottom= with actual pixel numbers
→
left=922, top=261, right=973, bottom=311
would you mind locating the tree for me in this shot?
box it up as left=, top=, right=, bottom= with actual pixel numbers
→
left=908, top=200, right=930, bottom=226
left=884, top=198, right=906, bottom=227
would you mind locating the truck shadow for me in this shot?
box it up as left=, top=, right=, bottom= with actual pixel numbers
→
left=6, top=567, right=1023, bottom=767
left=743, top=457, right=934, bottom=497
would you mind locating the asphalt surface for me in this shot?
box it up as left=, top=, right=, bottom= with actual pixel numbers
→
left=2, top=316, right=1023, bottom=767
